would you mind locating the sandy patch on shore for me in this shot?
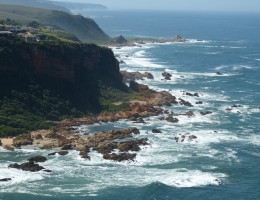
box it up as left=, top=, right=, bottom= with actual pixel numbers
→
left=0, top=138, right=13, bottom=146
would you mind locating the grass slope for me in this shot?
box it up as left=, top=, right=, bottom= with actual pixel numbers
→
left=0, top=4, right=110, bottom=43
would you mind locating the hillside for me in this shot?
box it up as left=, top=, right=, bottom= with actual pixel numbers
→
left=0, top=37, right=128, bottom=136
left=52, top=1, right=107, bottom=11
left=0, top=0, right=70, bottom=12
left=0, top=5, right=110, bottom=43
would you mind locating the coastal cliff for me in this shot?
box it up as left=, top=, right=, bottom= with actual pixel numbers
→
left=0, top=38, right=126, bottom=136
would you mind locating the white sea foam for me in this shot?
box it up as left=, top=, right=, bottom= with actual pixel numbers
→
left=215, top=65, right=253, bottom=71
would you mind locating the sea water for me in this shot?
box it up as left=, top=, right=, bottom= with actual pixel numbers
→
left=0, top=11, right=260, bottom=200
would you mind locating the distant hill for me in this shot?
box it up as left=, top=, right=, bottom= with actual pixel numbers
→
left=52, top=1, right=107, bottom=11
left=0, top=5, right=110, bottom=43
left=0, top=0, right=70, bottom=13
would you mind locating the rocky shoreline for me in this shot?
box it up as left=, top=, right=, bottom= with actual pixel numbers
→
left=1, top=69, right=247, bottom=177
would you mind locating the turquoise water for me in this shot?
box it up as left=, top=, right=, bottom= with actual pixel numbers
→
left=1, top=11, right=260, bottom=199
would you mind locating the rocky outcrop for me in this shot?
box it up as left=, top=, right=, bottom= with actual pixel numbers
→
left=110, top=35, right=128, bottom=46
left=171, top=35, right=187, bottom=42
left=152, top=129, right=162, bottom=133
left=13, top=134, right=33, bottom=147
left=8, top=160, right=47, bottom=172
left=103, top=153, right=137, bottom=162
left=165, top=116, right=179, bottom=123
left=179, top=98, right=193, bottom=107
left=174, top=134, right=198, bottom=143
left=121, top=71, right=154, bottom=82
left=162, top=72, right=172, bottom=80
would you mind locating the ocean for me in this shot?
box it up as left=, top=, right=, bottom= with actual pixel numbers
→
left=1, top=10, right=260, bottom=200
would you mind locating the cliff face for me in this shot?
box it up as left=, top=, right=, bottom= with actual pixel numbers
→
left=0, top=38, right=125, bottom=113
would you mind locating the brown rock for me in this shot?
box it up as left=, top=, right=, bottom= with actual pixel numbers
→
left=34, top=134, right=43, bottom=140
left=103, top=153, right=137, bottom=162
left=13, top=134, right=33, bottom=147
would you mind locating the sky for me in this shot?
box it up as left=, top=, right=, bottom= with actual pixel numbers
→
left=54, top=0, right=260, bottom=12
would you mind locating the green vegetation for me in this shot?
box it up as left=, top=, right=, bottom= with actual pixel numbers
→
left=0, top=83, right=82, bottom=137
left=0, top=4, right=110, bottom=43
left=0, top=37, right=131, bottom=137
left=40, top=28, right=80, bottom=43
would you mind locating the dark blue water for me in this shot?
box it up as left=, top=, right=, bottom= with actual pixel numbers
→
left=1, top=10, right=260, bottom=200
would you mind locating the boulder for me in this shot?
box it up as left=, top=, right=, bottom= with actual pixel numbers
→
left=165, top=116, right=179, bottom=123
left=13, top=134, right=33, bottom=147
left=152, top=129, right=162, bottom=133
left=200, top=111, right=213, bottom=115
left=28, top=156, right=47, bottom=163
left=162, top=72, right=172, bottom=80
left=3, top=145, right=14, bottom=151
left=188, top=135, right=198, bottom=140
left=9, top=161, right=45, bottom=172
left=179, top=98, right=193, bottom=107
left=184, top=111, right=195, bottom=117
left=103, top=153, right=137, bottom=162
left=144, top=72, right=154, bottom=79
left=185, top=92, right=199, bottom=97
left=94, top=141, right=117, bottom=154
left=61, top=144, right=73, bottom=150
left=58, top=151, right=69, bottom=156
left=129, top=81, right=149, bottom=92
left=172, top=35, right=187, bottom=42
left=0, top=178, right=12, bottom=182
left=119, top=60, right=126, bottom=64
left=117, top=138, right=148, bottom=152
left=34, top=134, right=43, bottom=140
left=195, top=101, right=203, bottom=104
